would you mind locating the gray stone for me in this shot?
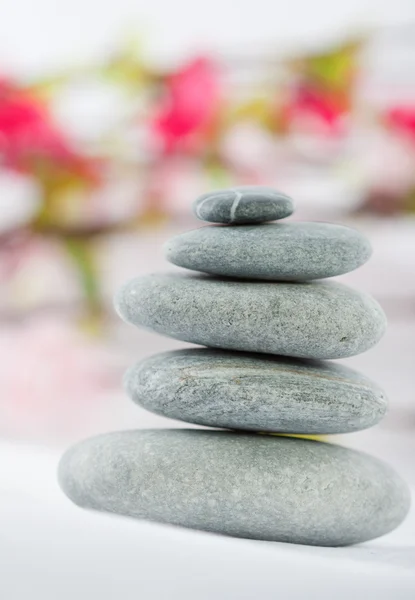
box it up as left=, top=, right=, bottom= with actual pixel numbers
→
left=124, top=349, right=387, bottom=434
left=192, top=186, right=294, bottom=224
left=114, top=274, right=387, bottom=359
left=165, top=222, right=372, bottom=281
left=58, top=429, right=410, bottom=546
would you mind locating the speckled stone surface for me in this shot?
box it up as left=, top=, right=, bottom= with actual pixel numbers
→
left=114, top=274, right=387, bottom=359
left=192, top=187, right=294, bottom=224
left=165, top=222, right=372, bottom=281
left=58, top=429, right=410, bottom=546
left=124, top=349, right=388, bottom=434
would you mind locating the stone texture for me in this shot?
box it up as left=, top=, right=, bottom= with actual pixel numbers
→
left=124, top=349, right=388, bottom=434
left=165, top=222, right=372, bottom=281
left=114, top=274, right=387, bottom=359
left=192, top=186, right=294, bottom=224
left=58, top=429, right=410, bottom=546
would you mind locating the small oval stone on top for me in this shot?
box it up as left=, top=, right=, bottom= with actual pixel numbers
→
left=192, top=186, right=294, bottom=224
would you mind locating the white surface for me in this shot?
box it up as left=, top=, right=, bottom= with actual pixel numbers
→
left=1, top=440, right=414, bottom=600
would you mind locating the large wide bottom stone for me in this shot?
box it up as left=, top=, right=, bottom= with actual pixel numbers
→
left=125, top=349, right=387, bottom=434
left=115, top=274, right=387, bottom=359
left=58, top=429, right=410, bottom=547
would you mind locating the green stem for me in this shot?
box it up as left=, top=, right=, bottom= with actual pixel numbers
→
left=64, top=237, right=101, bottom=317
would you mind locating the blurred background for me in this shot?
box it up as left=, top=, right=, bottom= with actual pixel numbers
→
left=1, top=1, right=415, bottom=598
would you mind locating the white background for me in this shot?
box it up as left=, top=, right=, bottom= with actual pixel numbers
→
left=0, top=0, right=414, bottom=77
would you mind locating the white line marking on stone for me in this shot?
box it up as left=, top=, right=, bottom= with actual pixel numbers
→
left=195, top=195, right=216, bottom=219
left=229, top=190, right=242, bottom=223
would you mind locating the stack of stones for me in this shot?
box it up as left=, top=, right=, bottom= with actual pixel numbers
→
left=59, top=186, right=410, bottom=547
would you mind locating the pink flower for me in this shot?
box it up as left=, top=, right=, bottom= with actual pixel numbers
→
left=0, top=79, right=99, bottom=181
left=386, top=106, right=415, bottom=142
left=152, top=57, right=221, bottom=153
left=283, top=85, right=346, bottom=136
